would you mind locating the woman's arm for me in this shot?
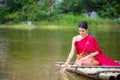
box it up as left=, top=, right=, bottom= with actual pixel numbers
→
left=88, top=51, right=99, bottom=57
left=81, top=51, right=99, bottom=60
left=64, top=37, right=76, bottom=66
left=60, top=37, right=76, bottom=73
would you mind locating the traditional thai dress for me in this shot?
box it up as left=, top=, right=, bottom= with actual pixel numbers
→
left=74, top=35, right=120, bottom=66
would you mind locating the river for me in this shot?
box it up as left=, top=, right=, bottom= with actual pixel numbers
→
left=0, top=28, right=120, bottom=80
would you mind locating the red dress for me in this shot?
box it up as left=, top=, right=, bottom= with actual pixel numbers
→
left=74, top=35, right=120, bottom=66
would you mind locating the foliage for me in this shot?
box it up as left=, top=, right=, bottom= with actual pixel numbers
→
left=96, top=0, right=120, bottom=18
left=55, top=0, right=120, bottom=18
left=0, top=0, right=51, bottom=23
left=57, top=14, right=112, bottom=26
left=0, top=7, right=9, bottom=23
left=0, top=0, right=120, bottom=24
left=21, top=4, right=49, bottom=21
left=35, top=14, right=115, bottom=27
left=55, top=0, right=99, bottom=14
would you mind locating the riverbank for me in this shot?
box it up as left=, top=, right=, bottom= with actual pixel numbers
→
left=0, top=14, right=120, bottom=31
left=0, top=23, right=120, bottom=32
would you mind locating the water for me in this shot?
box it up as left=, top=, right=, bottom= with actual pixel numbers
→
left=0, top=28, right=120, bottom=80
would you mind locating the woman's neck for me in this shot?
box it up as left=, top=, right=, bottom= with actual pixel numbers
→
left=81, top=34, right=88, bottom=38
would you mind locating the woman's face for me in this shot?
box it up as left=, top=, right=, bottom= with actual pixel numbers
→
left=78, top=28, right=88, bottom=37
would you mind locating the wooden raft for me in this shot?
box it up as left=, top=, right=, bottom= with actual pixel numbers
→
left=54, top=62, right=120, bottom=80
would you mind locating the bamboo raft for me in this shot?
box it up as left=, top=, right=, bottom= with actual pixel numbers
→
left=55, top=62, right=120, bottom=80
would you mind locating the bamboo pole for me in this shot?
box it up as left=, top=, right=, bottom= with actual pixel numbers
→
left=54, top=62, right=120, bottom=80
left=95, top=72, right=119, bottom=80
left=116, top=74, right=120, bottom=80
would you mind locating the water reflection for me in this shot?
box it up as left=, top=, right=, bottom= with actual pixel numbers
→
left=0, top=35, right=9, bottom=80
left=0, top=28, right=120, bottom=80
left=90, top=31, right=120, bottom=60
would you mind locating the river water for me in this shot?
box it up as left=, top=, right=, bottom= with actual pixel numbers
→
left=0, top=28, right=120, bottom=80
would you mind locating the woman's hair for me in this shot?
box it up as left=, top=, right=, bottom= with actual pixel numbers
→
left=78, top=21, right=88, bottom=30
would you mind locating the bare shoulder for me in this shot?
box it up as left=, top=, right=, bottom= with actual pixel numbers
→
left=72, top=35, right=81, bottom=42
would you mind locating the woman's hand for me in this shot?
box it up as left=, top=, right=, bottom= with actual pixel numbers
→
left=81, top=55, right=91, bottom=60
left=60, top=64, right=67, bottom=73
left=80, top=57, right=88, bottom=60
left=75, top=56, right=91, bottom=66
left=82, top=51, right=99, bottom=60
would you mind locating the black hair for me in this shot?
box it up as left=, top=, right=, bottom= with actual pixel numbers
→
left=78, top=21, right=88, bottom=30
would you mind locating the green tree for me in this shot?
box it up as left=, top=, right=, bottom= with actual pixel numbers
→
left=0, top=0, right=120, bottom=23
left=54, top=0, right=120, bottom=18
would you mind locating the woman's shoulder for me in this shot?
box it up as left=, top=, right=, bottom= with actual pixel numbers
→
left=73, top=35, right=80, bottom=39
left=72, top=35, right=81, bottom=42
left=89, top=35, right=95, bottom=39
left=88, top=35, right=97, bottom=41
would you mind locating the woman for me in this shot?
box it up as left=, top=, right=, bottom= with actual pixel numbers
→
left=61, top=21, right=120, bottom=72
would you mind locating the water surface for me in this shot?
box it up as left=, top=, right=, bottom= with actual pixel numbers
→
left=0, top=28, right=120, bottom=80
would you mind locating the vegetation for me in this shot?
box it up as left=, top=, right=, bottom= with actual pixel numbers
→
left=0, top=0, right=120, bottom=25
left=0, top=14, right=120, bottom=32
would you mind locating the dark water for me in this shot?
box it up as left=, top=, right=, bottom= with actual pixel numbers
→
left=0, top=28, right=120, bottom=80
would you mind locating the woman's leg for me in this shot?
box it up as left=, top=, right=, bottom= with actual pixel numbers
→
left=82, top=57, right=100, bottom=66
left=91, top=60, right=100, bottom=66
